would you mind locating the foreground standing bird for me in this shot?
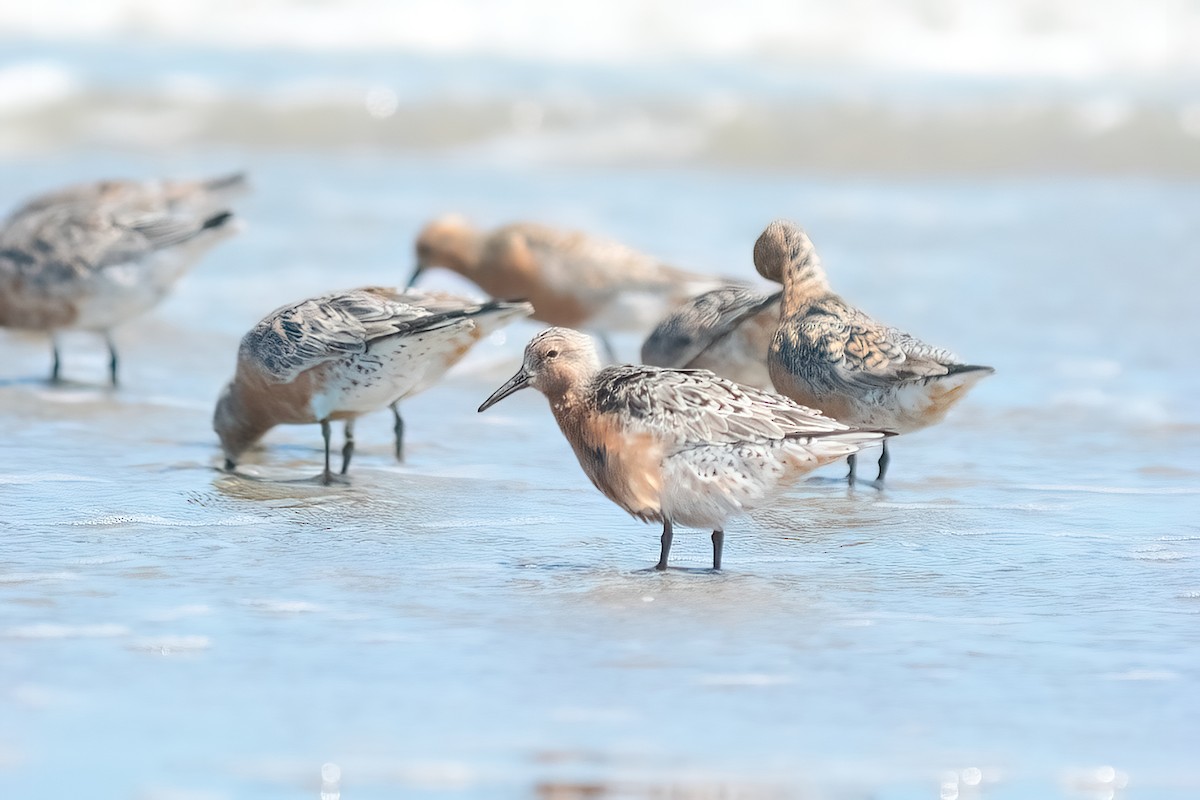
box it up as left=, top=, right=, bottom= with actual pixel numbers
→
left=479, top=327, right=888, bottom=570
left=215, top=288, right=531, bottom=484
left=0, top=173, right=246, bottom=384
left=641, top=284, right=782, bottom=390
left=754, top=219, right=993, bottom=484
left=408, top=215, right=724, bottom=359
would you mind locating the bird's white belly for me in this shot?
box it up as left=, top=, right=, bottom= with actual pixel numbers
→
left=848, top=375, right=981, bottom=433
left=306, top=324, right=479, bottom=421
left=660, top=435, right=867, bottom=530
left=71, top=251, right=195, bottom=330
left=659, top=443, right=787, bottom=530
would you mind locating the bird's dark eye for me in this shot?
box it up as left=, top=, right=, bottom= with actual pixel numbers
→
left=545, top=349, right=559, bottom=359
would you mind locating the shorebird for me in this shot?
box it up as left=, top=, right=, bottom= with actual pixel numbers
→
left=407, top=215, right=724, bottom=360
left=641, top=285, right=781, bottom=390
left=754, top=219, right=993, bottom=484
left=215, top=288, right=531, bottom=484
left=0, top=173, right=246, bottom=384
left=479, top=327, right=888, bottom=570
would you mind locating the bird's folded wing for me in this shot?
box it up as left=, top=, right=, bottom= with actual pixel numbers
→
left=593, top=365, right=851, bottom=453
left=243, top=291, right=435, bottom=383
left=800, top=305, right=959, bottom=387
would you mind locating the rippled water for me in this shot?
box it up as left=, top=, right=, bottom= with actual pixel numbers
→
left=2, top=151, right=1198, bottom=798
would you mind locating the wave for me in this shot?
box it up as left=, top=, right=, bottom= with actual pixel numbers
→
left=2, top=56, right=1199, bottom=175
left=4, top=0, right=1200, bottom=81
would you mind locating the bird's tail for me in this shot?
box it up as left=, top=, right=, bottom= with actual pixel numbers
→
left=200, top=172, right=250, bottom=197
left=790, top=427, right=893, bottom=463
left=467, top=299, right=535, bottom=335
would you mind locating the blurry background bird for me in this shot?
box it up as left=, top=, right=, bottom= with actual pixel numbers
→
left=0, top=173, right=246, bottom=384
left=409, top=215, right=729, bottom=360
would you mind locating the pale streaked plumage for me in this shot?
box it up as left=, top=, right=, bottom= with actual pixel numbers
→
left=408, top=216, right=726, bottom=356
left=215, top=287, right=532, bottom=484
left=755, top=219, right=994, bottom=483
left=0, top=173, right=246, bottom=384
left=479, top=327, right=888, bottom=569
left=640, top=285, right=782, bottom=390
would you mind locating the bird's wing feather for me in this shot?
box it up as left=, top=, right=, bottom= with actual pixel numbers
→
left=797, top=299, right=961, bottom=387
left=243, top=290, right=440, bottom=383
left=642, top=286, right=780, bottom=367
left=591, top=364, right=852, bottom=453
left=0, top=180, right=235, bottom=280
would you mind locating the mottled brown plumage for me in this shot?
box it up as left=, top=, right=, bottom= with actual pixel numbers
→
left=755, top=219, right=993, bottom=483
left=479, top=327, right=887, bottom=569
left=409, top=216, right=724, bottom=351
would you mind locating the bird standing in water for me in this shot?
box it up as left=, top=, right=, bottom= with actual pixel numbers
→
left=0, top=173, right=246, bottom=385
left=216, top=287, right=531, bottom=484
left=480, top=327, right=888, bottom=570
left=754, top=219, right=993, bottom=484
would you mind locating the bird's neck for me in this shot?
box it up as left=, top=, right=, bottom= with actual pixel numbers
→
left=217, top=381, right=275, bottom=459
left=780, top=268, right=832, bottom=316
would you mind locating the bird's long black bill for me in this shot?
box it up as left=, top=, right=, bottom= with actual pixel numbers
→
left=405, top=265, right=424, bottom=289
left=478, top=370, right=530, bottom=412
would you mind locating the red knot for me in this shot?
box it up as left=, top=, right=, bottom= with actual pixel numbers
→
left=0, top=173, right=246, bottom=385
left=408, top=215, right=725, bottom=359
left=479, top=327, right=889, bottom=570
left=215, top=287, right=531, bottom=484
left=754, top=219, right=993, bottom=485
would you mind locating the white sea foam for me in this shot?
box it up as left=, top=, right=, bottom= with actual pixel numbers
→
left=128, top=635, right=212, bottom=654
left=3, top=1, right=1200, bottom=80
left=0, top=571, right=80, bottom=584
left=0, top=472, right=106, bottom=485
left=144, top=604, right=212, bottom=622
left=697, top=673, right=793, bottom=687
left=4, top=623, right=130, bottom=639
left=70, top=513, right=267, bottom=527
left=1022, top=485, right=1200, bottom=495
left=241, top=599, right=321, bottom=614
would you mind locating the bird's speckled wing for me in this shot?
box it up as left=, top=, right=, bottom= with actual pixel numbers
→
left=793, top=297, right=962, bottom=387
left=591, top=364, right=853, bottom=453
left=1, top=204, right=146, bottom=283
left=641, top=286, right=781, bottom=368
left=0, top=185, right=230, bottom=283
left=242, top=289, right=444, bottom=383
left=7, top=174, right=246, bottom=221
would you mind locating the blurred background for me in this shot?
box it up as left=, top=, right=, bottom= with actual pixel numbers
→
left=2, top=2, right=1199, bottom=799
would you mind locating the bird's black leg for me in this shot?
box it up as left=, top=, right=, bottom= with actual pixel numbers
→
left=711, top=529, right=724, bottom=570
left=875, top=439, right=890, bottom=483
left=320, top=419, right=334, bottom=485
left=50, top=336, right=62, bottom=383
left=105, top=333, right=119, bottom=386
left=655, top=519, right=673, bottom=571
left=390, top=402, right=404, bottom=462
left=340, top=418, right=356, bottom=475
left=846, top=453, right=858, bottom=486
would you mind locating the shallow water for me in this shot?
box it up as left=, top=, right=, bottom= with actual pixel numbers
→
left=2, top=151, right=1198, bottom=799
